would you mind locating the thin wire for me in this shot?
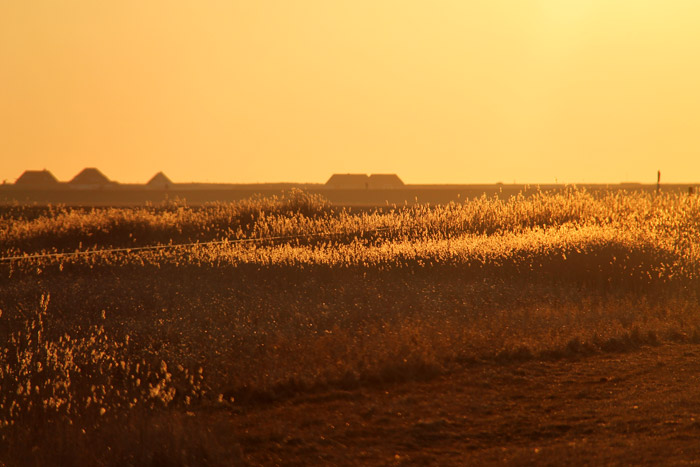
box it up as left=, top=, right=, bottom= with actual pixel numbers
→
left=0, top=227, right=394, bottom=263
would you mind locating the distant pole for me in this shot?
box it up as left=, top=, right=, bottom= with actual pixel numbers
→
left=657, top=170, right=661, bottom=195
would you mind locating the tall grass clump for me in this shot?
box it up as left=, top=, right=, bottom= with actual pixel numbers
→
left=0, top=188, right=331, bottom=256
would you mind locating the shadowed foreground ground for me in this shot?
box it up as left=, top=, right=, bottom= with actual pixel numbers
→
left=217, top=342, right=700, bottom=465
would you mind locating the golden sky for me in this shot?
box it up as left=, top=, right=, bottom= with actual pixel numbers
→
left=2, top=1, right=700, bottom=184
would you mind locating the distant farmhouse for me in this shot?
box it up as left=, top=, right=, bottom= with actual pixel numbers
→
left=14, top=170, right=59, bottom=187
left=147, top=172, right=172, bottom=189
left=325, top=173, right=403, bottom=189
left=69, top=168, right=113, bottom=188
left=10, top=167, right=176, bottom=189
left=326, top=173, right=369, bottom=189
left=368, top=174, right=404, bottom=189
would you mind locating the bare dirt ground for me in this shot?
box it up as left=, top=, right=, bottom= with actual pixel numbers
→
left=204, top=342, right=700, bottom=466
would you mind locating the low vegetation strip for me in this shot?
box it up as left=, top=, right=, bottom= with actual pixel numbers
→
left=0, top=226, right=396, bottom=264
left=1, top=188, right=699, bottom=464
left=3, top=187, right=698, bottom=256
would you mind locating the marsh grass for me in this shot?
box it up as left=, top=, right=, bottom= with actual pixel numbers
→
left=1, top=188, right=699, bottom=464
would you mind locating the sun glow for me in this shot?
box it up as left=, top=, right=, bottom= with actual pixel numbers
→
left=538, top=0, right=596, bottom=24
left=1, top=1, right=700, bottom=184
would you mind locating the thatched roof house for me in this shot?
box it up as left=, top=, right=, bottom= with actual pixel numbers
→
left=146, top=172, right=173, bottom=189
left=325, top=173, right=369, bottom=189
left=69, top=168, right=111, bottom=187
left=15, top=170, right=59, bottom=186
left=367, top=174, right=404, bottom=189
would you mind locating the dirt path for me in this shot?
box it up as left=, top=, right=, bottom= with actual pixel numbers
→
left=212, top=343, right=700, bottom=465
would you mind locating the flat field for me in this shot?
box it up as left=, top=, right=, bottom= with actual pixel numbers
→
left=1, top=189, right=699, bottom=465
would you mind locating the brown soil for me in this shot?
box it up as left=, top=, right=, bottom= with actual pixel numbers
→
left=207, top=342, right=700, bottom=466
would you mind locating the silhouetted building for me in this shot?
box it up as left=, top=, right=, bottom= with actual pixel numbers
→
left=14, top=170, right=59, bottom=186
left=367, top=173, right=404, bottom=189
left=69, top=168, right=111, bottom=187
left=325, top=173, right=370, bottom=189
left=146, top=172, right=172, bottom=189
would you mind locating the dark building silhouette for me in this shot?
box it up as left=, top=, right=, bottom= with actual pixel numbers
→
left=69, top=168, right=111, bottom=187
left=146, top=172, right=173, bottom=189
left=367, top=173, right=404, bottom=189
left=325, top=173, right=370, bottom=189
left=14, top=170, right=59, bottom=186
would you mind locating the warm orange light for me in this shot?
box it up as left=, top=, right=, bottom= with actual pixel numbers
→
left=1, top=1, right=699, bottom=184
